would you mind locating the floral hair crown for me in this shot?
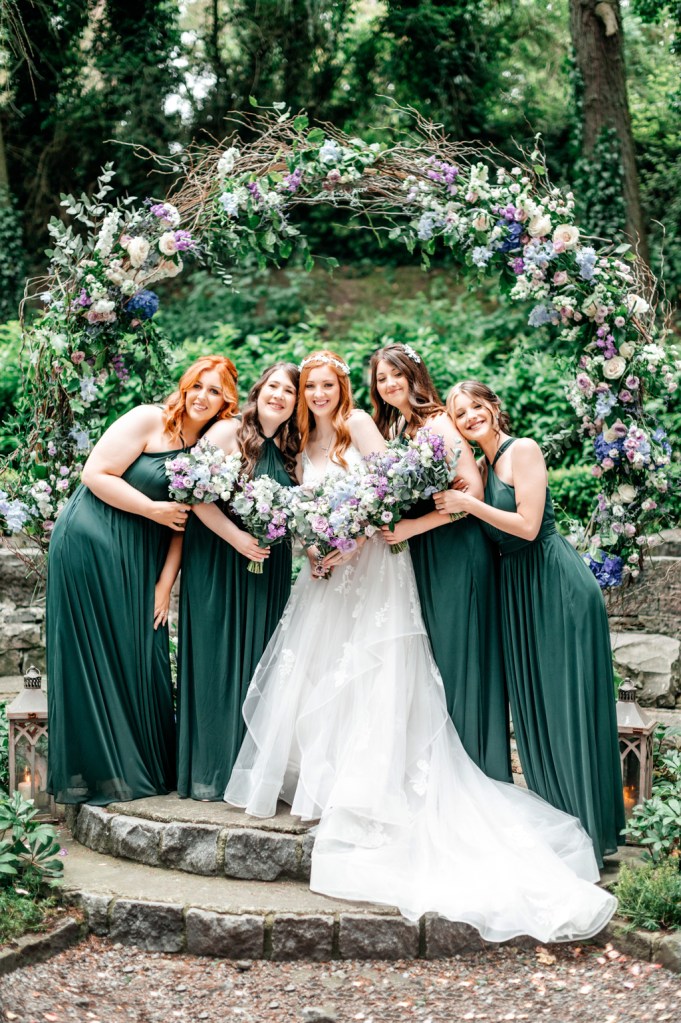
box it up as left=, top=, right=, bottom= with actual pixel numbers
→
left=299, top=354, right=350, bottom=376
left=401, top=344, right=421, bottom=365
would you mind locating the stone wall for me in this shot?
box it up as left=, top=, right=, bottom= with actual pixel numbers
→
left=0, top=544, right=45, bottom=675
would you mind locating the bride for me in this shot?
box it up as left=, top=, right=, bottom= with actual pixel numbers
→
left=224, top=349, right=616, bottom=943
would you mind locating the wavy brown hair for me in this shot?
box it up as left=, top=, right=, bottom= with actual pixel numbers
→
left=369, top=343, right=445, bottom=438
left=238, top=363, right=300, bottom=481
left=446, top=380, right=512, bottom=436
left=297, top=350, right=353, bottom=468
left=163, top=355, right=239, bottom=442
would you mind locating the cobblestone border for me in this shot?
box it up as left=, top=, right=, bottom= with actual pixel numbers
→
left=67, top=804, right=315, bottom=881
left=0, top=918, right=84, bottom=977
left=59, top=890, right=681, bottom=969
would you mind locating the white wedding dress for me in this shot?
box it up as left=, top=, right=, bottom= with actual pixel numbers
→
left=225, top=446, right=616, bottom=943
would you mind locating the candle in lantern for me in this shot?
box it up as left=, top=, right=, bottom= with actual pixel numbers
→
left=17, top=771, right=32, bottom=801
left=623, top=785, right=637, bottom=814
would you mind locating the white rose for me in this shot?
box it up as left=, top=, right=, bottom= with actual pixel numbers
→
left=625, top=293, right=650, bottom=316
left=126, top=236, right=150, bottom=268
left=527, top=213, right=552, bottom=238
left=217, top=146, right=240, bottom=178
left=552, top=224, right=580, bottom=249
left=92, top=299, right=115, bottom=315
left=619, top=342, right=634, bottom=359
left=616, top=483, right=637, bottom=504
left=158, top=231, right=178, bottom=256
left=602, top=356, right=627, bottom=379
left=472, top=213, right=490, bottom=231
left=158, top=257, right=183, bottom=279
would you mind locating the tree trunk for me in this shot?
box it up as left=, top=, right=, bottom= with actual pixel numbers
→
left=569, top=0, right=649, bottom=262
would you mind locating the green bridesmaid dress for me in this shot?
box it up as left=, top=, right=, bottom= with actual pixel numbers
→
left=481, top=438, right=625, bottom=865
left=46, top=451, right=178, bottom=805
left=406, top=496, right=512, bottom=783
left=177, top=437, right=294, bottom=800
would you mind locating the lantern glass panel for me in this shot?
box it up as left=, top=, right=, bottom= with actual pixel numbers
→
left=620, top=743, right=642, bottom=820
left=13, top=724, right=51, bottom=811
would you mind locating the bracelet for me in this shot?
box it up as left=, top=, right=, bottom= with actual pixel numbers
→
left=449, top=511, right=467, bottom=523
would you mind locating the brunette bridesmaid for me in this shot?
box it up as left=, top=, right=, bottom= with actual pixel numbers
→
left=439, top=380, right=624, bottom=865
left=370, top=344, right=511, bottom=783
left=176, top=362, right=300, bottom=800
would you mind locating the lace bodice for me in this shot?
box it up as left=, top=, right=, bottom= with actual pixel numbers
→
left=301, top=444, right=363, bottom=484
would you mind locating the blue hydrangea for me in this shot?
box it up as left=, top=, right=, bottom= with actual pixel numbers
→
left=0, top=490, right=30, bottom=533
left=522, top=241, right=557, bottom=270
left=127, top=290, right=160, bottom=320
left=595, top=391, right=617, bottom=419
left=219, top=192, right=240, bottom=217
left=528, top=304, right=552, bottom=328
left=471, top=245, right=494, bottom=267
left=593, top=434, right=624, bottom=463
left=583, top=551, right=623, bottom=588
left=575, top=246, right=597, bottom=281
left=417, top=212, right=443, bottom=241
left=495, top=220, right=524, bottom=253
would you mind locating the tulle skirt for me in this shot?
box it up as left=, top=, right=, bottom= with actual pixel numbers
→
left=225, top=537, right=616, bottom=943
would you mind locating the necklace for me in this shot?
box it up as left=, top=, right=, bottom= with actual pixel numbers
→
left=315, top=436, right=333, bottom=454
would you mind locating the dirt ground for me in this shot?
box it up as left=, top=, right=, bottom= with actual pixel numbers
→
left=0, top=936, right=679, bottom=1023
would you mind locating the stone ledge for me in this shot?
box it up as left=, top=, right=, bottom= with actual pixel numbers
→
left=0, top=917, right=84, bottom=977
left=71, top=803, right=315, bottom=881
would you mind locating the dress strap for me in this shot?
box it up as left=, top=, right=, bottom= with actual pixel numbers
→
left=490, top=437, right=516, bottom=468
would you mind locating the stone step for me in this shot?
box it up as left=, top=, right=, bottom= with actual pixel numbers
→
left=59, top=829, right=512, bottom=960
left=67, top=796, right=317, bottom=882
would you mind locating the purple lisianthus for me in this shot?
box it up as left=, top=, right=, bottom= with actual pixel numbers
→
left=281, top=166, right=304, bottom=193
left=172, top=230, right=195, bottom=252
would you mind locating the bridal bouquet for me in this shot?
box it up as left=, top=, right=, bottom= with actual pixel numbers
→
left=289, top=473, right=365, bottom=579
left=230, top=475, right=293, bottom=574
left=362, top=428, right=460, bottom=554
left=165, top=439, right=241, bottom=504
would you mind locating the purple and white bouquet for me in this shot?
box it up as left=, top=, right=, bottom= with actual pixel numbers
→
left=289, top=473, right=366, bottom=579
left=230, top=474, right=293, bottom=574
left=362, top=428, right=460, bottom=553
left=165, top=439, right=241, bottom=505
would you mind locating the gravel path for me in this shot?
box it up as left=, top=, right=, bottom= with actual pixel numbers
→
left=0, top=937, right=679, bottom=1022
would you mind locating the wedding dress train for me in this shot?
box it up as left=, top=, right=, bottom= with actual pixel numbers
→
left=225, top=448, right=616, bottom=943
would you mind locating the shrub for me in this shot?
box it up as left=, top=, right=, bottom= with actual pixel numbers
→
left=614, top=858, right=681, bottom=931
left=0, top=792, right=64, bottom=888
left=0, top=703, right=7, bottom=793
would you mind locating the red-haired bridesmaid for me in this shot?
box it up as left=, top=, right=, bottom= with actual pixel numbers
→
left=47, top=356, right=237, bottom=805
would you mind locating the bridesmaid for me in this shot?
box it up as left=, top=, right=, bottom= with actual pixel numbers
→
left=439, top=379, right=625, bottom=865
left=46, top=355, right=237, bottom=805
left=176, top=362, right=300, bottom=800
left=370, top=344, right=511, bottom=783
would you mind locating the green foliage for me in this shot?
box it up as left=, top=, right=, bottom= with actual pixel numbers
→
left=0, top=194, right=25, bottom=322
left=546, top=466, right=601, bottom=524
left=0, top=320, right=23, bottom=455
left=572, top=129, right=627, bottom=248
left=0, top=792, right=64, bottom=888
left=623, top=728, right=681, bottom=862
left=0, top=703, right=8, bottom=793
left=0, top=881, right=58, bottom=945
left=615, top=858, right=681, bottom=931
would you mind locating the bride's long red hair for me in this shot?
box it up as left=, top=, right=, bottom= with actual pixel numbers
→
left=163, top=355, right=239, bottom=442
left=297, top=350, right=353, bottom=468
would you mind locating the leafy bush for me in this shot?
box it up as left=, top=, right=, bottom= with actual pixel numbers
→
left=0, top=792, right=64, bottom=888
left=0, top=881, right=58, bottom=944
left=547, top=466, right=601, bottom=524
left=0, top=703, right=8, bottom=793
left=615, top=858, right=681, bottom=931
left=0, top=320, right=23, bottom=455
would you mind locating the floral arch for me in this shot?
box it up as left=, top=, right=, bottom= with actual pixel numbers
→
left=0, top=111, right=677, bottom=585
